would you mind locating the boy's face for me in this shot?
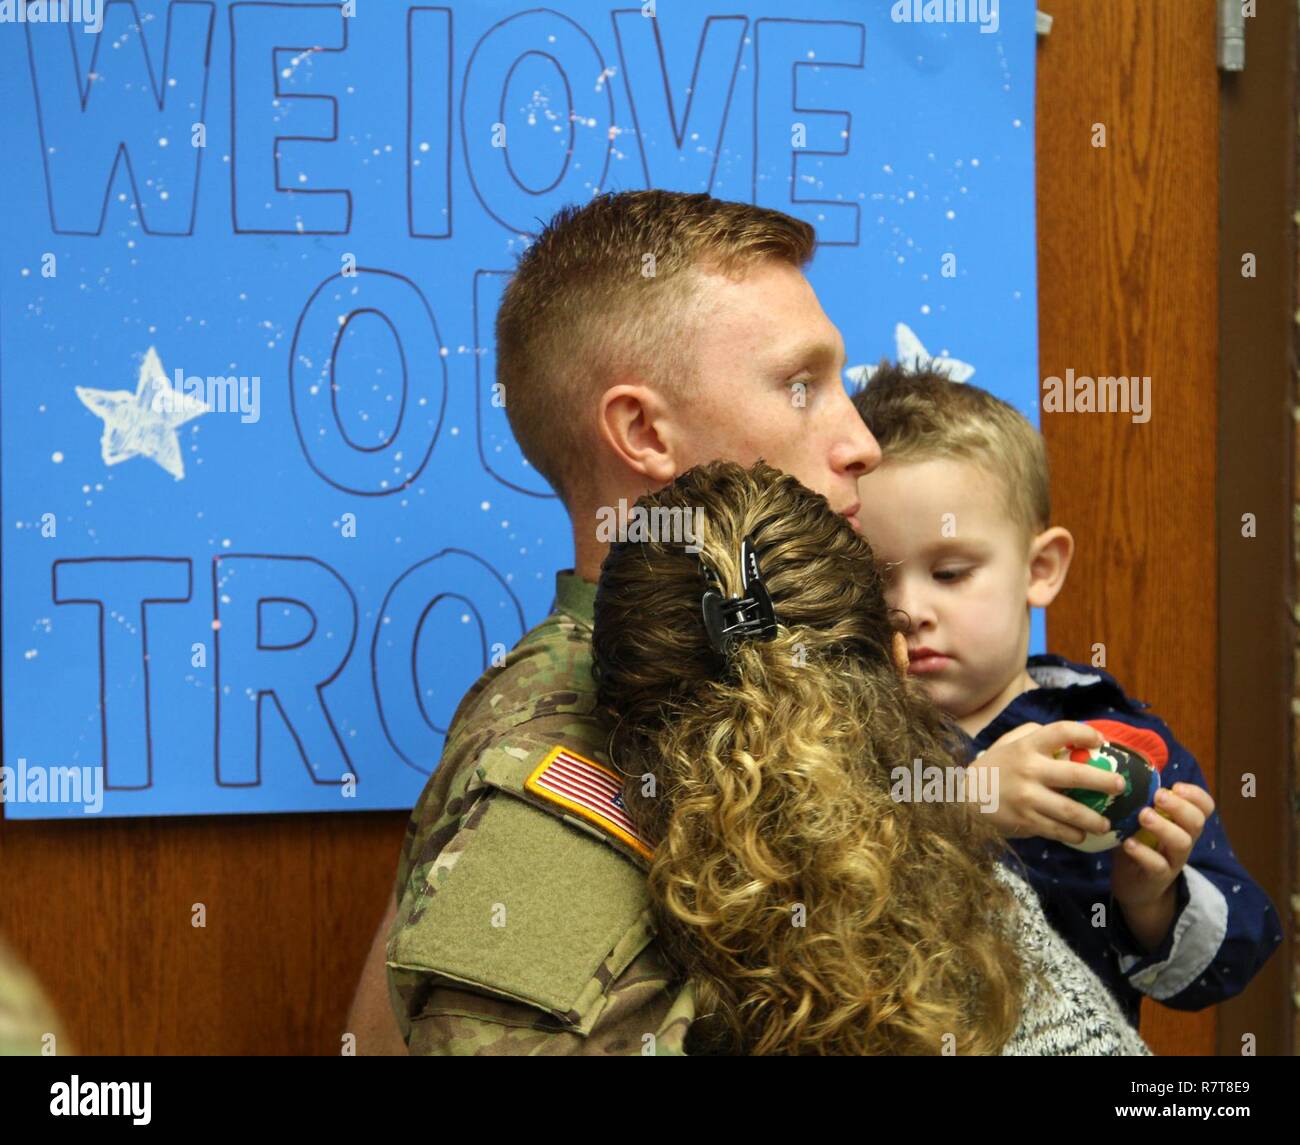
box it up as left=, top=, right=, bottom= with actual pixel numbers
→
left=855, top=457, right=1034, bottom=720
left=672, top=261, right=880, bottom=526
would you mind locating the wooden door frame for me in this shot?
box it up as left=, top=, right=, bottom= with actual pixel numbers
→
left=1035, top=0, right=1297, bottom=1055
left=1216, top=0, right=1296, bottom=1056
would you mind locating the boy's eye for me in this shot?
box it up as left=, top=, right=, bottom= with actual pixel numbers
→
left=933, top=567, right=973, bottom=584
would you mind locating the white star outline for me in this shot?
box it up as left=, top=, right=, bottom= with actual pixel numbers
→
left=845, top=322, right=976, bottom=390
left=75, top=347, right=211, bottom=480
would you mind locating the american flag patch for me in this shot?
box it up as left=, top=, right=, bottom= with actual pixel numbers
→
left=525, top=745, right=652, bottom=861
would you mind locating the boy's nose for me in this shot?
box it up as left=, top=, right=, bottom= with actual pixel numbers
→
left=893, top=582, right=936, bottom=634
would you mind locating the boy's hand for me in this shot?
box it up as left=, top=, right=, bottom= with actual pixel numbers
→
left=1111, top=782, right=1215, bottom=950
left=972, top=721, right=1125, bottom=845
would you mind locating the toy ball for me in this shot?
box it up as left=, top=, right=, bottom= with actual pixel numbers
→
left=1057, top=720, right=1168, bottom=853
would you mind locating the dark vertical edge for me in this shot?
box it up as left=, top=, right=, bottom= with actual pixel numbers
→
left=1216, top=0, right=1296, bottom=1057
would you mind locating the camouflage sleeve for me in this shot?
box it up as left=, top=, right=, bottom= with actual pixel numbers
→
left=387, top=767, right=696, bottom=1055
left=393, top=711, right=493, bottom=908
left=387, top=619, right=695, bottom=1056
left=404, top=944, right=695, bottom=1057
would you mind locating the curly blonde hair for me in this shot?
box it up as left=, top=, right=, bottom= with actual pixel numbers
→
left=591, top=460, right=1026, bottom=1055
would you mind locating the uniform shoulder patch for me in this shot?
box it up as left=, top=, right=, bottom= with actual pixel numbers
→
left=525, top=745, right=654, bottom=862
left=387, top=791, right=655, bottom=1030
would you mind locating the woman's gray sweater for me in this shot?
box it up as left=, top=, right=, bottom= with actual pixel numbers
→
left=998, top=866, right=1153, bottom=1056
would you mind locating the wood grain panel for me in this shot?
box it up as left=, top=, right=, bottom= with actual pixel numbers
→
left=0, top=812, right=406, bottom=1054
left=1036, top=0, right=1219, bottom=1055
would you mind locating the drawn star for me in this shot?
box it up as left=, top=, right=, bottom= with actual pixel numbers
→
left=846, top=322, right=976, bottom=389
left=76, top=347, right=210, bottom=480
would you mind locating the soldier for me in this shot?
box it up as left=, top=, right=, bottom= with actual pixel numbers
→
left=346, top=190, right=1119, bottom=1054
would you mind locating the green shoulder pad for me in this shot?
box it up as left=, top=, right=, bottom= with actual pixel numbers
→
left=475, top=732, right=653, bottom=869
left=387, top=783, right=654, bottom=1032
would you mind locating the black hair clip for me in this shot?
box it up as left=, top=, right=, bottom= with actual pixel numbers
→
left=700, top=535, right=778, bottom=657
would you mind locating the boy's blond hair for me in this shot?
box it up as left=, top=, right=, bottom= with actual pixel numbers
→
left=496, top=190, right=815, bottom=509
left=851, top=362, right=1050, bottom=537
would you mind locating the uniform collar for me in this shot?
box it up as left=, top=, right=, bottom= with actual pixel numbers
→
left=552, top=570, right=597, bottom=629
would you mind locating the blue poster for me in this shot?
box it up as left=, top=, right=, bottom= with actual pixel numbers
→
left=0, top=0, right=1038, bottom=818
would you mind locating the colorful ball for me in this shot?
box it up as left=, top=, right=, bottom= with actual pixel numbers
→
left=1058, top=737, right=1162, bottom=854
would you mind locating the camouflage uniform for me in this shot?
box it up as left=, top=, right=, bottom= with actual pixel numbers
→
left=385, top=572, right=694, bottom=1055
left=0, top=935, right=68, bottom=1056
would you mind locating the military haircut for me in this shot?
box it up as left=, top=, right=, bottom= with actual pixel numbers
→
left=495, top=190, right=815, bottom=511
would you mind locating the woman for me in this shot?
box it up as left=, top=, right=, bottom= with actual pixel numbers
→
left=590, top=459, right=1150, bottom=1056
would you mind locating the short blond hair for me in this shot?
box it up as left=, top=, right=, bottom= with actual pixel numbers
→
left=851, top=363, right=1050, bottom=536
left=496, top=191, right=815, bottom=508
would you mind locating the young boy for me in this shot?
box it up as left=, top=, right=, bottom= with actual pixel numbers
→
left=852, top=363, right=1282, bottom=1025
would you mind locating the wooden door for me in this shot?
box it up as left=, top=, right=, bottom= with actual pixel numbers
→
left=1037, top=0, right=1294, bottom=1056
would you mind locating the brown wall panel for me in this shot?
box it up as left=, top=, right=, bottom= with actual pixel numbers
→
left=1217, top=0, right=1295, bottom=1056
left=0, top=812, right=406, bottom=1054
left=1037, top=1, right=1219, bottom=1055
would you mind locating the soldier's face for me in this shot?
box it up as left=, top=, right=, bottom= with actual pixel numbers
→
left=674, top=261, right=880, bottom=530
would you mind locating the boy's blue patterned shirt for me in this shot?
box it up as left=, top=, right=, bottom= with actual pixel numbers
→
left=959, top=654, right=1282, bottom=1026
